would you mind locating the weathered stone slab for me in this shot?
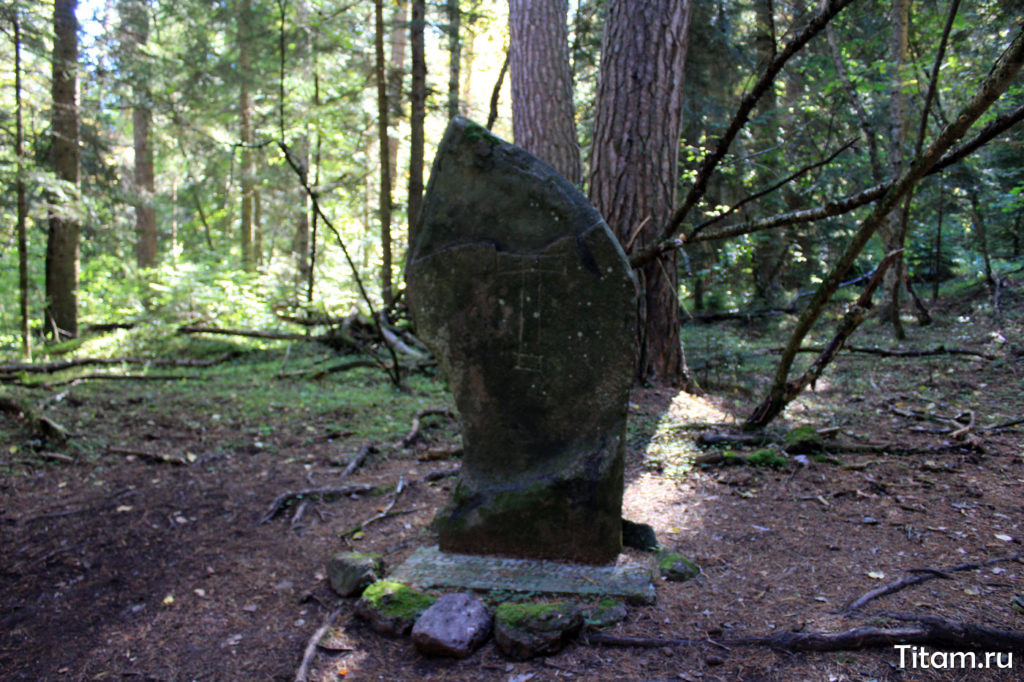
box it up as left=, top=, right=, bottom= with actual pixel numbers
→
left=389, top=545, right=656, bottom=605
left=406, top=117, right=635, bottom=563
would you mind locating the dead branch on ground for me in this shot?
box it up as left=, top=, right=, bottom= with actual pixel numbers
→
left=295, top=608, right=341, bottom=682
left=107, top=446, right=188, bottom=466
left=778, top=344, right=995, bottom=359
left=0, top=352, right=240, bottom=375
left=586, top=617, right=1024, bottom=653
left=0, top=396, right=69, bottom=443
left=340, top=443, right=373, bottom=478
left=842, top=553, right=1024, bottom=613
left=401, top=408, right=457, bottom=447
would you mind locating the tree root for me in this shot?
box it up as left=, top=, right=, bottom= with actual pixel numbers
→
left=586, top=617, right=1024, bottom=654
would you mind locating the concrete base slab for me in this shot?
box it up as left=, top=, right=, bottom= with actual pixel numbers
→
left=388, top=545, right=656, bottom=605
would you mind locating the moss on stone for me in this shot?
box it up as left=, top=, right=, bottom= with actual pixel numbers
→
left=784, top=425, right=822, bottom=450
left=360, top=580, right=435, bottom=619
left=495, top=601, right=575, bottom=630
left=657, top=552, right=700, bottom=582
left=747, top=448, right=788, bottom=469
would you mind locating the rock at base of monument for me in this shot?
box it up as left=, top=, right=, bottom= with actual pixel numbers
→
left=411, top=593, right=493, bottom=658
left=326, top=551, right=384, bottom=597
left=657, top=552, right=701, bottom=582
left=583, top=599, right=629, bottom=629
left=435, top=467, right=623, bottom=564
left=494, top=601, right=583, bottom=661
left=355, top=580, right=436, bottom=637
left=622, top=519, right=660, bottom=552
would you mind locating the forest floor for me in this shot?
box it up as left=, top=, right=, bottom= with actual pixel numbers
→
left=1, top=277, right=1023, bottom=681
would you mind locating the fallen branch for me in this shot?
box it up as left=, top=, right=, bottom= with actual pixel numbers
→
left=842, top=553, right=1024, bottom=614
left=0, top=396, right=69, bottom=443
left=107, top=446, right=188, bottom=466
left=588, top=619, right=1024, bottom=654
left=780, top=344, right=995, bottom=360
left=0, top=352, right=240, bottom=375
left=38, top=451, right=75, bottom=464
left=340, top=443, right=373, bottom=478
left=19, top=373, right=200, bottom=389
left=295, top=608, right=341, bottom=682
left=401, top=408, right=457, bottom=447
left=259, top=484, right=377, bottom=524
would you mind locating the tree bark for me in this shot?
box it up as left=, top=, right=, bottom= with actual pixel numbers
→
left=589, top=0, right=694, bottom=386
left=880, top=0, right=912, bottom=337
left=408, top=0, right=426, bottom=236
left=238, top=0, right=256, bottom=272
left=375, top=0, right=393, bottom=308
left=446, top=0, right=461, bottom=119
left=46, top=0, right=81, bottom=339
left=13, top=9, right=30, bottom=358
left=509, top=0, right=581, bottom=185
left=123, top=0, right=157, bottom=268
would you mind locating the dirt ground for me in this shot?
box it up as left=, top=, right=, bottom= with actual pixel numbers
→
left=2, top=284, right=1022, bottom=681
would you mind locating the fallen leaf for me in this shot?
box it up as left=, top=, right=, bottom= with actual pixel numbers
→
left=116, top=505, right=133, bottom=513
left=995, top=533, right=1014, bottom=542
left=162, top=594, right=174, bottom=605
left=867, top=571, right=886, bottom=580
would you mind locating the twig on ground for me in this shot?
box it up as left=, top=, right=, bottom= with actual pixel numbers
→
left=401, top=408, right=456, bottom=447
left=842, top=552, right=1024, bottom=613
left=341, top=444, right=373, bottom=478
left=38, top=451, right=75, bottom=464
left=107, top=447, right=188, bottom=466
left=294, top=607, right=341, bottom=682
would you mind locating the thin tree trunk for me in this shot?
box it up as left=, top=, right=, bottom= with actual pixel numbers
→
left=881, top=0, right=912, bottom=338
left=125, top=0, right=157, bottom=268
left=446, top=0, right=461, bottom=119
left=238, top=0, right=256, bottom=272
left=509, top=0, right=581, bottom=185
left=933, top=180, right=944, bottom=301
left=588, top=0, right=694, bottom=386
left=386, top=2, right=408, bottom=196
left=408, top=0, right=426, bottom=235
left=968, top=189, right=995, bottom=290
left=14, top=9, right=30, bottom=358
left=46, top=0, right=81, bottom=339
left=486, top=50, right=509, bottom=131
left=375, top=0, right=393, bottom=309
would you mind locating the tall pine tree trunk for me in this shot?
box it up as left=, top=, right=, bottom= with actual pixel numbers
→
left=46, top=0, right=80, bottom=339
left=123, top=0, right=157, bottom=268
left=589, top=0, right=694, bottom=386
left=880, top=0, right=912, bottom=337
left=375, top=0, right=393, bottom=308
left=14, top=9, right=30, bottom=357
left=238, top=0, right=256, bottom=272
left=408, top=0, right=426, bottom=236
left=509, top=0, right=581, bottom=185
left=446, top=0, right=461, bottom=119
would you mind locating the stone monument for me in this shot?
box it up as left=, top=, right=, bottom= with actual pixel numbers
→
left=406, top=117, right=635, bottom=564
